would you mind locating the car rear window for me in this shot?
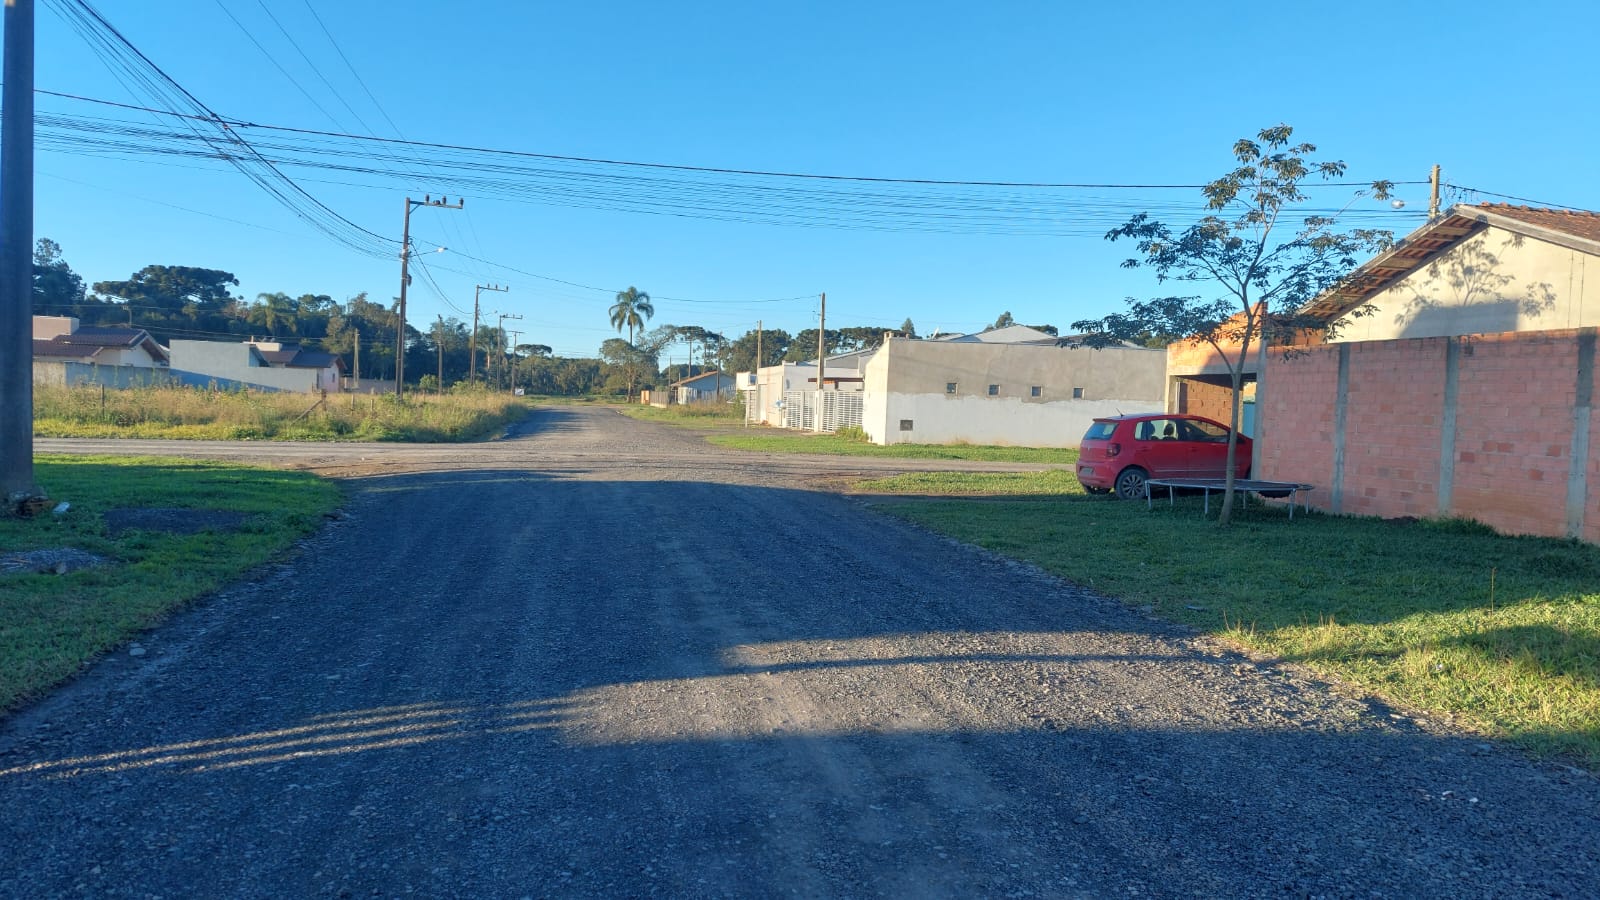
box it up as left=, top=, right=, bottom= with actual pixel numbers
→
left=1082, top=421, right=1117, bottom=441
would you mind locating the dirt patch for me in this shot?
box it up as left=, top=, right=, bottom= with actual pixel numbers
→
left=0, top=548, right=110, bottom=575
left=102, top=508, right=252, bottom=537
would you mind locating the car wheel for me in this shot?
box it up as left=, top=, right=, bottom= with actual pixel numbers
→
left=1114, top=467, right=1148, bottom=501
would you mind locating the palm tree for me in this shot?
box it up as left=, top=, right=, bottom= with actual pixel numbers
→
left=608, top=286, right=653, bottom=400
left=252, top=291, right=299, bottom=337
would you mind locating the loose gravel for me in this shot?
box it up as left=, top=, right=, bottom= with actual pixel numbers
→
left=4, top=406, right=1597, bottom=897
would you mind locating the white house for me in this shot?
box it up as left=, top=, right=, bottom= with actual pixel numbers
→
left=169, top=339, right=344, bottom=393
left=741, top=326, right=1166, bottom=446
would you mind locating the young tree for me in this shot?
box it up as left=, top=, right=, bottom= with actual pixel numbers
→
left=899, top=318, right=918, bottom=339
left=1072, top=124, right=1394, bottom=525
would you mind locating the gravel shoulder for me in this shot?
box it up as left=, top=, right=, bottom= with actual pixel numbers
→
left=5, top=406, right=1597, bottom=897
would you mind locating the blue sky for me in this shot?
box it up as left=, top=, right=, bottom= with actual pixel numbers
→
left=31, top=0, right=1600, bottom=359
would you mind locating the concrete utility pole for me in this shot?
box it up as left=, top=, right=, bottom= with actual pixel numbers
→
left=471, top=283, right=507, bottom=383
left=353, top=327, right=361, bottom=385
left=814, top=293, right=826, bottom=433
left=435, top=315, right=445, bottom=392
left=0, top=0, right=37, bottom=511
left=506, top=329, right=522, bottom=394
left=1428, top=164, right=1442, bottom=220
left=495, top=312, right=522, bottom=390
left=752, top=319, right=762, bottom=427
left=395, top=194, right=462, bottom=400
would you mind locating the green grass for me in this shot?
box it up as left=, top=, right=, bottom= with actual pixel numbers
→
left=710, top=432, right=1080, bottom=464
left=878, top=493, right=1600, bottom=764
left=618, top=403, right=746, bottom=426
left=0, top=455, right=341, bottom=714
left=854, top=469, right=1085, bottom=495
left=34, top=384, right=528, bottom=442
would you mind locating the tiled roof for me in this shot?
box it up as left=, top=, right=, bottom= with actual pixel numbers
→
left=1473, top=203, right=1600, bottom=244
left=1302, top=202, right=1600, bottom=320
left=252, top=345, right=341, bottom=369
left=54, top=326, right=143, bottom=348
left=33, top=339, right=102, bottom=359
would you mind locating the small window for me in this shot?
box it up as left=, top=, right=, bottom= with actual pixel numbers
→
left=987, top=384, right=999, bottom=396
left=945, top=382, right=957, bottom=394
left=899, top=419, right=914, bottom=431
left=1072, top=387, right=1084, bottom=399
left=1030, top=386, right=1042, bottom=398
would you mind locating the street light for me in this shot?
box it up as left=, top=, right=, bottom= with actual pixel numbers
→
left=395, top=194, right=462, bottom=400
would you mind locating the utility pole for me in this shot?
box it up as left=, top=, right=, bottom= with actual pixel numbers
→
left=435, top=315, right=445, bottom=392
left=1428, top=164, right=1442, bottom=219
left=395, top=194, right=462, bottom=400
left=0, top=0, right=37, bottom=510
left=471, top=283, right=507, bottom=383
left=353, top=327, right=361, bottom=386
left=814, top=293, right=826, bottom=433
left=752, top=319, right=762, bottom=427
left=495, top=312, right=522, bottom=390
left=506, top=329, right=522, bottom=394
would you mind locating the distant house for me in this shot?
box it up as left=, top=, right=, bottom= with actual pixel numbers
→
left=31, top=316, right=170, bottom=386
left=168, top=339, right=345, bottom=393
left=740, top=325, right=1167, bottom=446
left=670, top=370, right=736, bottom=405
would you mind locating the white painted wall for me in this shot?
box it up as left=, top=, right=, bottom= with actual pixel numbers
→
left=877, top=394, right=1159, bottom=447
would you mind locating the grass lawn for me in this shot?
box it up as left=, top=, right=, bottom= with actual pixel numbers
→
left=618, top=403, right=746, bottom=426
left=877, top=490, right=1600, bottom=764
left=34, top=384, right=528, bottom=442
left=711, top=432, right=1079, bottom=464
left=0, top=455, right=341, bottom=715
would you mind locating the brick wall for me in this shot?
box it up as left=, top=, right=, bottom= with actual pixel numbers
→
left=1260, top=328, right=1598, bottom=541
left=1176, top=378, right=1234, bottom=423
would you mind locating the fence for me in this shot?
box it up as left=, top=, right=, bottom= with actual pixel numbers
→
left=780, top=390, right=863, bottom=433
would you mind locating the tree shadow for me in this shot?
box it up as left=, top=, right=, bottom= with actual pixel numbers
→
left=1395, top=232, right=1558, bottom=338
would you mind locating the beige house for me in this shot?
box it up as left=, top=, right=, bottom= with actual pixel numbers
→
left=32, top=316, right=170, bottom=386
left=1305, top=203, right=1600, bottom=339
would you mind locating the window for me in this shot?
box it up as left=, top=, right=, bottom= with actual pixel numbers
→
left=1030, top=386, right=1042, bottom=398
left=987, top=384, right=999, bottom=396
left=945, top=382, right=957, bottom=394
left=1072, top=387, right=1084, bottom=399
left=1183, top=419, right=1230, bottom=442
left=899, top=419, right=914, bottom=431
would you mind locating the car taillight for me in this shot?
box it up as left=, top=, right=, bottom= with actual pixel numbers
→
left=1107, top=442, right=1121, bottom=458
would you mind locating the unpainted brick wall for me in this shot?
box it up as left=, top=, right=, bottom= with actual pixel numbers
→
left=1261, top=329, right=1596, bottom=541
left=1176, top=378, right=1234, bottom=423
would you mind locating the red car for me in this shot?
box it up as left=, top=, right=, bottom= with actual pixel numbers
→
left=1075, top=413, right=1252, bottom=499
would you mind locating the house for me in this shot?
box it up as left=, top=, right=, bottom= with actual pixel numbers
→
left=168, top=338, right=345, bottom=393
left=1252, top=203, right=1600, bottom=541
left=858, top=331, right=1165, bottom=446
left=742, top=326, right=1167, bottom=446
left=31, top=316, right=170, bottom=387
left=741, top=349, right=873, bottom=429
left=667, top=370, right=736, bottom=405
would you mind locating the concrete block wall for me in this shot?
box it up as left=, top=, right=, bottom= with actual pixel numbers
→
left=1176, top=379, right=1234, bottom=423
left=1260, top=328, right=1598, bottom=542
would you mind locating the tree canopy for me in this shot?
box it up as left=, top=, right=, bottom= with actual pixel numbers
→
left=1072, top=124, right=1394, bottom=525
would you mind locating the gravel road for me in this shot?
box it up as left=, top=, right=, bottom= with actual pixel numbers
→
left=5, top=406, right=1598, bottom=898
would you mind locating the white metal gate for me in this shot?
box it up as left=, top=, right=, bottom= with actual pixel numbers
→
left=781, top=390, right=862, bottom=433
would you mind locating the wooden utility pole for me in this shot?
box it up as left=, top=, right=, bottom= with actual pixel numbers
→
left=394, top=194, right=462, bottom=400
left=1428, top=164, right=1442, bottom=219
left=471, top=283, right=507, bottom=383
left=814, top=293, right=826, bottom=433
left=0, top=0, right=37, bottom=510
